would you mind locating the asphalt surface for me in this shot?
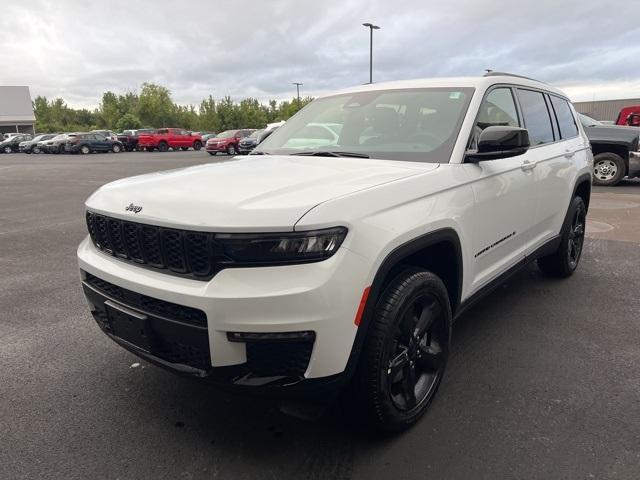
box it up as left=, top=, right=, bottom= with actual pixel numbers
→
left=1, top=151, right=639, bottom=480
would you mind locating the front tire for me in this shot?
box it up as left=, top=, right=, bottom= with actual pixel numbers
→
left=158, top=142, right=168, bottom=152
left=193, top=141, right=202, bottom=151
left=227, top=144, right=237, bottom=155
left=538, top=196, right=586, bottom=278
left=80, top=145, right=90, bottom=155
left=593, top=153, right=625, bottom=186
left=4, top=146, right=12, bottom=154
left=112, top=143, right=122, bottom=153
left=356, top=269, right=450, bottom=432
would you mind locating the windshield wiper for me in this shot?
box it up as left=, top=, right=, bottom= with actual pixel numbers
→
left=294, top=151, right=370, bottom=158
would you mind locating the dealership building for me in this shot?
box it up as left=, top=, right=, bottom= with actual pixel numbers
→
left=0, top=86, right=36, bottom=135
left=573, top=97, right=640, bottom=122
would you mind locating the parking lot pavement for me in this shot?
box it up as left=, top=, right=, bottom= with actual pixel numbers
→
left=1, top=152, right=639, bottom=480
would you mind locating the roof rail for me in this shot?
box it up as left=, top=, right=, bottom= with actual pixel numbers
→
left=483, top=71, right=545, bottom=83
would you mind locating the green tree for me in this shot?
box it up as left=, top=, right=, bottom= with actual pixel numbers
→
left=115, top=113, right=143, bottom=131
left=137, top=83, right=175, bottom=127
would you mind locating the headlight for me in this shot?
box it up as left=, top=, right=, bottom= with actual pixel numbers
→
left=215, top=227, right=347, bottom=265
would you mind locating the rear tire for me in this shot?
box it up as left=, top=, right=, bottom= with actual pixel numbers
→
left=227, top=144, right=237, bottom=155
left=158, top=142, right=168, bottom=152
left=593, top=153, right=625, bottom=186
left=4, top=146, right=12, bottom=154
left=538, top=196, right=587, bottom=278
left=112, top=143, right=122, bottom=153
left=80, top=145, right=90, bottom=155
left=355, top=269, right=450, bottom=432
left=208, top=152, right=216, bottom=156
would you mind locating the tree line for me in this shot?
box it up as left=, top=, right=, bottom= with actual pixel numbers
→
left=33, top=82, right=313, bottom=133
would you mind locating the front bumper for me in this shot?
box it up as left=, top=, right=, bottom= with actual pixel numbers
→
left=206, top=143, right=228, bottom=152
left=77, top=236, right=370, bottom=387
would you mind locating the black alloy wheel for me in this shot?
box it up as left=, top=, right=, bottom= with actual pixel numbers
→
left=538, top=196, right=587, bottom=277
left=357, top=269, right=451, bottom=431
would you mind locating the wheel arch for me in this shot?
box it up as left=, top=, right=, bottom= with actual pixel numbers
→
left=572, top=172, right=592, bottom=212
left=342, top=228, right=463, bottom=382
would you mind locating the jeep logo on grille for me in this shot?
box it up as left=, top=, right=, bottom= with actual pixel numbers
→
left=125, top=203, right=143, bottom=214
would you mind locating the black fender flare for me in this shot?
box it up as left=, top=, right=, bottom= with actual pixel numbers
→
left=340, top=228, right=463, bottom=383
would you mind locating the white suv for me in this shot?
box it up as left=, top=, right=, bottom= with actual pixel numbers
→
left=78, top=73, right=592, bottom=431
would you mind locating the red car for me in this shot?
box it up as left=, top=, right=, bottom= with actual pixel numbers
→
left=205, top=129, right=255, bottom=155
left=616, top=105, right=640, bottom=126
left=137, top=128, right=203, bottom=152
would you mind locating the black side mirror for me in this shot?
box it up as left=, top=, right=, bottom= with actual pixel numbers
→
left=466, top=126, right=530, bottom=162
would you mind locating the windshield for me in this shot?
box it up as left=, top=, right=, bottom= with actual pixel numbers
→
left=579, top=113, right=601, bottom=127
left=255, top=87, right=474, bottom=162
left=215, top=130, right=237, bottom=138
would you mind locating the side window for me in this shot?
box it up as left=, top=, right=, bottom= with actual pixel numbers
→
left=470, top=87, right=519, bottom=149
left=477, top=88, right=520, bottom=130
left=549, top=95, right=578, bottom=139
left=517, top=89, right=554, bottom=145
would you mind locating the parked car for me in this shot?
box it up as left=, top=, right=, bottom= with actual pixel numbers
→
left=78, top=73, right=592, bottom=431
left=42, top=134, right=71, bottom=154
left=19, top=134, right=57, bottom=153
left=116, top=129, right=147, bottom=151
left=65, top=132, right=124, bottom=154
left=615, top=105, right=640, bottom=126
left=3, top=132, right=24, bottom=140
left=137, top=128, right=203, bottom=152
left=238, top=127, right=281, bottom=154
left=200, top=133, right=218, bottom=144
left=579, top=113, right=640, bottom=185
left=238, top=129, right=265, bottom=155
left=91, top=130, right=119, bottom=141
left=205, top=129, right=255, bottom=155
left=1, top=133, right=33, bottom=153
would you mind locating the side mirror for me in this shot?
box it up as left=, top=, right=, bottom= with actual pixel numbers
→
left=466, top=126, right=530, bottom=162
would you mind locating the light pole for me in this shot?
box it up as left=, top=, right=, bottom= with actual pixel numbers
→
left=362, top=22, right=380, bottom=84
left=293, top=82, right=303, bottom=107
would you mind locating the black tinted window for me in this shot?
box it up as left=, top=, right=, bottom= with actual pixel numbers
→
left=550, top=96, right=578, bottom=139
left=517, top=89, right=554, bottom=145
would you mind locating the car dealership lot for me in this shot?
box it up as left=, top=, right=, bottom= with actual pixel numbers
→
left=1, top=152, right=640, bottom=479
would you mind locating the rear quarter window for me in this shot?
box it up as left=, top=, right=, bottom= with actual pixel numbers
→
left=549, top=96, right=579, bottom=139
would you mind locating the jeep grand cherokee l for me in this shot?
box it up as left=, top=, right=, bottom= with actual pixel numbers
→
left=78, top=73, right=592, bottom=431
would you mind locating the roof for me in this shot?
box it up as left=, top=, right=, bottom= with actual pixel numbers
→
left=0, top=86, right=36, bottom=123
left=319, top=75, right=567, bottom=99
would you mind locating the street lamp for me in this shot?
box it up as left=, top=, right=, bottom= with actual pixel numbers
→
left=362, top=22, right=380, bottom=84
left=293, top=82, right=303, bottom=107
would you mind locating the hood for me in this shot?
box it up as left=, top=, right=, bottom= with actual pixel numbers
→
left=85, top=155, right=434, bottom=231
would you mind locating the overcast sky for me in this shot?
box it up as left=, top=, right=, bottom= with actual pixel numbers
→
left=1, top=0, right=639, bottom=108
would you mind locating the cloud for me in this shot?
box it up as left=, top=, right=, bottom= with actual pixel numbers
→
left=1, top=0, right=639, bottom=107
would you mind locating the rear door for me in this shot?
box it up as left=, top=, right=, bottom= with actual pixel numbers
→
left=464, top=86, right=537, bottom=293
left=524, top=92, right=583, bottom=250
left=513, top=89, right=579, bottom=252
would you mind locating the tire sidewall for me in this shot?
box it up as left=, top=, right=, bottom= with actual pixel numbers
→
left=360, top=269, right=451, bottom=431
left=593, top=153, right=625, bottom=186
left=227, top=144, right=237, bottom=155
left=81, top=145, right=90, bottom=155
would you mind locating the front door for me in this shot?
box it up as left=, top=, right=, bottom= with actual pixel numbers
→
left=463, top=86, right=537, bottom=294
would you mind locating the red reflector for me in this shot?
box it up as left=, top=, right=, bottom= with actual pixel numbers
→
left=354, top=286, right=371, bottom=327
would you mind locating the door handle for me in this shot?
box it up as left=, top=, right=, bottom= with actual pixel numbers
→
left=521, top=159, right=537, bottom=171
left=564, top=149, right=575, bottom=159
